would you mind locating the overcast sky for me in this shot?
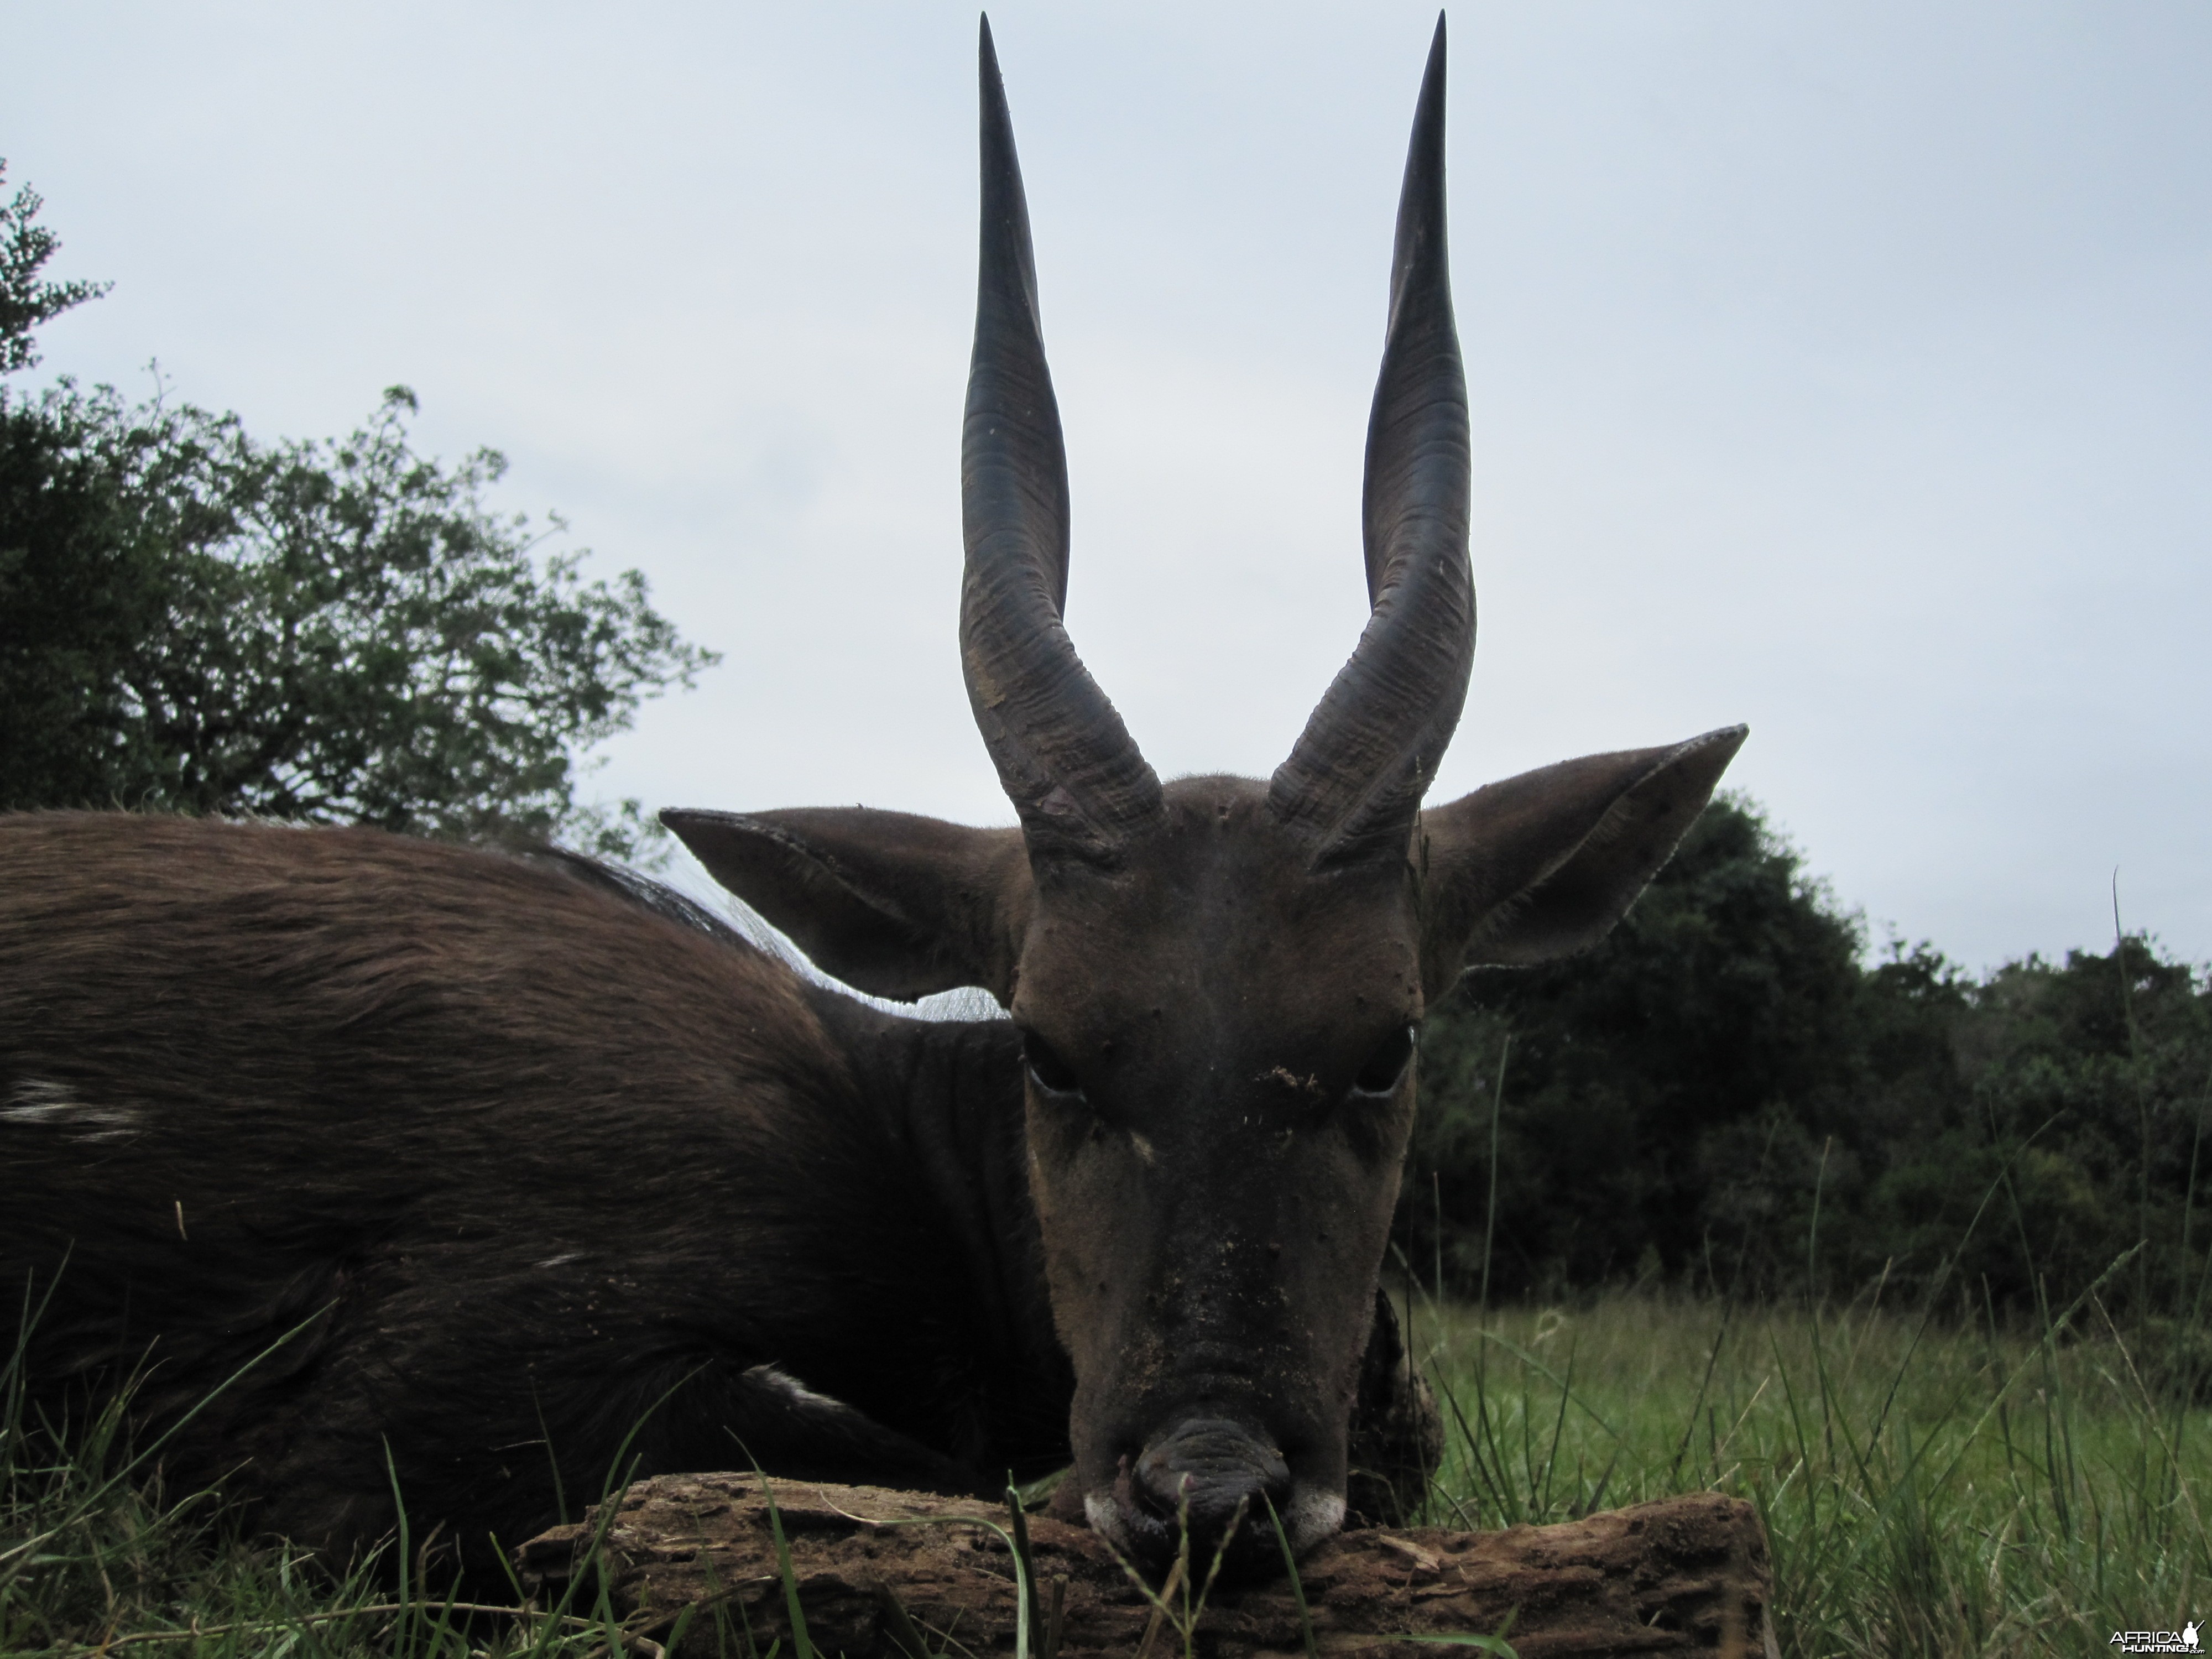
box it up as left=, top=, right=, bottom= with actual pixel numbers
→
left=11, top=2, right=2208, bottom=973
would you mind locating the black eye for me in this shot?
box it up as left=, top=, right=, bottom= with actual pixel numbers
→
left=1021, top=1029, right=1085, bottom=1099
left=1353, top=1025, right=1416, bottom=1095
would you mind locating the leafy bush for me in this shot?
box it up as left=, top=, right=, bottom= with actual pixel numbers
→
left=1406, top=796, right=2212, bottom=1319
left=0, top=382, right=715, bottom=858
left=1, top=157, right=715, bottom=860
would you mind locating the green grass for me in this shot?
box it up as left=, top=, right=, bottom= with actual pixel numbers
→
left=8, top=1290, right=2206, bottom=1655
left=1412, top=1287, right=2212, bottom=1656
left=0, top=1379, right=661, bottom=1658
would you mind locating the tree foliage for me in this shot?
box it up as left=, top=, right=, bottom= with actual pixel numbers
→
left=1406, top=796, right=2212, bottom=1320
left=1, top=166, right=715, bottom=857
left=1, top=160, right=109, bottom=375
left=0, top=381, right=716, bottom=855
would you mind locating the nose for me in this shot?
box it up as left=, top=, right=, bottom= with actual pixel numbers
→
left=1130, top=1418, right=1291, bottom=1572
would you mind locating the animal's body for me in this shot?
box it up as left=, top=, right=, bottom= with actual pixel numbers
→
left=2, top=18, right=1744, bottom=1582
left=0, top=816, right=1065, bottom=1561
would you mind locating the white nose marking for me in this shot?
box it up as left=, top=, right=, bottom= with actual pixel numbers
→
left=1283, top=1485, right=1348, bottom=1552
left=1084, top=1491, right=1135, bottom=1551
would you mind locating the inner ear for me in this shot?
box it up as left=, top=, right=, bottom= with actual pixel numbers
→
left=1417, top=725, right=1746, bottom=993
left=660, top=807, right=1031, bottom=1004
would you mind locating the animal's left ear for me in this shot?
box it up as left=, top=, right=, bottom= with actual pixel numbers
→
left=1417, top=724, right=1746, bottom=994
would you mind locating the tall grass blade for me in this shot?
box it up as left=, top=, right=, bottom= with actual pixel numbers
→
left=754, top=1470, right=817, bottom=1659
left=1264, top=1494, right=1320, bottom=1659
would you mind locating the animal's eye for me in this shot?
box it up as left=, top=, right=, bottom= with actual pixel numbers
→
left=1352, top=1025, right=1416, bottom=1095
left=1021, top=1029, right=1086, bottom=1099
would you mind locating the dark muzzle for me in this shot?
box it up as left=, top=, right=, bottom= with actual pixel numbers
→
left=1120, top=1417, right=1290, bottom=1577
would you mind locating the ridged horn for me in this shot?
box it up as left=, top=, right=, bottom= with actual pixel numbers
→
left=1267, top=14, right=1473, bottom=865
left=961, top=16, right=1164, bottom=863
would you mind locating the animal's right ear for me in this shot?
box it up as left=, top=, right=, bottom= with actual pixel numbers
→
left=1416, top=725, right=1746, bottom=996
left=660, top=807, right=1031, bottom=1005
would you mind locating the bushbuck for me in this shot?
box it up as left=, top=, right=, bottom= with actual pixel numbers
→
left=0, top=17, right=1741, bottom=1581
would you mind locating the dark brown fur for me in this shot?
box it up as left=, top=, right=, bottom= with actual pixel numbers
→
left=0, top=813, right=1070, bottom=1571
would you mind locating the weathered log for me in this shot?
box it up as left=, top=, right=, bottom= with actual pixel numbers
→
left=517, top=1476, right=1778, bottom=1658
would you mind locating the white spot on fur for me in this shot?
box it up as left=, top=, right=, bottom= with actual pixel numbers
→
left=718, top=896, right=1008, bottom=1022
left=1, top=1080, right=142, bottom=1141
left=743, top=1364, right=839, bottom=1410
left=1129, top=1131, right=1156, bottom=1165
left=536, top=1252, right=582, bottom=1270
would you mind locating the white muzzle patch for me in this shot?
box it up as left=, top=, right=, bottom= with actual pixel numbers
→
left=1082, top=1480, right=1346, bottom=1556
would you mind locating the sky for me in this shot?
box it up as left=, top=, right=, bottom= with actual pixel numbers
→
left=9, top=1, right=2209, bottom=973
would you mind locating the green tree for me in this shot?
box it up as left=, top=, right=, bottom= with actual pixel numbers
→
left=1405, top=795, right=1880, bottom=1298
left=1, top=159, right=109, bottom=374
left=3, top=164, right=716, bottom=857
left=0, top=380, right=716, bottom=857
left=1405, top=790, right=2212, bottom=1319
left=1865, top=937, right=2212, bottom=1319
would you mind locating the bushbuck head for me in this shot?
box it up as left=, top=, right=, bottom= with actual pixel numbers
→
left=665, top=17, right=1743, bottom=1574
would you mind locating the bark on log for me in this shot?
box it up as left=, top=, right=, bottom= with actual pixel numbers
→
left=516, top=1476, right=1778, bottom=1658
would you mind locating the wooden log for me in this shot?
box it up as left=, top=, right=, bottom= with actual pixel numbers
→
left=516, top=1476, right=1778, bottom=1658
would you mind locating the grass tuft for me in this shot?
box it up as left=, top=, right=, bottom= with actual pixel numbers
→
left=1417, top=1282, right=2211, bottom=1656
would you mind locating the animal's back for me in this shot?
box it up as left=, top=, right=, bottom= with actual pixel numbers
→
left=0, top=812, right=922, bottom=1566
